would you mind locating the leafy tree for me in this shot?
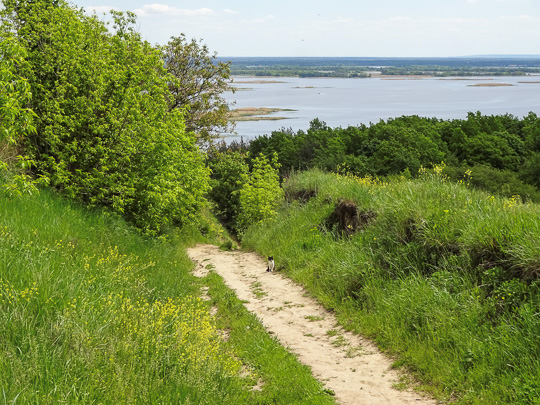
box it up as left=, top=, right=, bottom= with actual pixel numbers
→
left=207, top=151, right=249, bottom=226
left=162, top=34, right=234, bottom=144
left=369, top=126, right=445, bottom=175
left=0, top=36, right=34, bottom=147
left=445, top=164, right=540, bottom=202
left=523, top=114, right=540, bottom=152
left=2, top=0, right=209, bottom=233
left=462, top=132, right=522, bottom=171
left=237, top=153, right=283, bottom=234
left=521, top=152, right=540, bottom=189
left=0, top=33, right=47, bottom=195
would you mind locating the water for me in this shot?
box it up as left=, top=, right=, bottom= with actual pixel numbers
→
left=222, top=76, right=540, bottom=142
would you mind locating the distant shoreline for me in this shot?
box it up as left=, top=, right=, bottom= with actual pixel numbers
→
left=231, top=73, right=540, bottom=81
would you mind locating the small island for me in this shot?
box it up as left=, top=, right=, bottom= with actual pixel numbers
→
left=467, top=83, right=514, bottom=87
left=228, top=107, right=295, bottom=121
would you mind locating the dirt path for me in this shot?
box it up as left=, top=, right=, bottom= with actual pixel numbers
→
left=187, top=244, right=437, bottom=405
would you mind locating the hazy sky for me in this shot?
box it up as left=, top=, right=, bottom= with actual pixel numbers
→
left=75, top=0, right=540, bottom=57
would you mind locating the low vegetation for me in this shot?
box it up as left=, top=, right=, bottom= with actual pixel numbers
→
left=0, top=184, right=335, bottom=403
left=242, top=168, right=540, bottom=404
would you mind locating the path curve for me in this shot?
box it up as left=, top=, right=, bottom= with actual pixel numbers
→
left=187, top=244, right=437, bottom=405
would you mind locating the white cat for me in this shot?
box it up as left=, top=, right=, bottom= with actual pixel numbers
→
left=266, top=256, right=275, bottom=272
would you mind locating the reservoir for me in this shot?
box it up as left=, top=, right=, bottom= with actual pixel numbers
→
left=223, top=76, right=540, bottom=142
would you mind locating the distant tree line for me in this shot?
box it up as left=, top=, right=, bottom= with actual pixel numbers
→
left=379, top=66, right=539, bottom=77
left=212, top=112, right=540, bottom=203
left=227, top=57, right=540, bottom=78
left=231, top=65, right=370, bottom=78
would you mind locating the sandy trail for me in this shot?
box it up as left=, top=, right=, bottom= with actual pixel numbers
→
left=187, top=244, right=437, bottom=405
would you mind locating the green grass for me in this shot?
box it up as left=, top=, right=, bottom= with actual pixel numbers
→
left=0, top=186, right=336, bottom=404
left=242, top=168, right=540, bottom=404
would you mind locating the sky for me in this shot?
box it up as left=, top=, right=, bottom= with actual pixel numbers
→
left=74, top=0, right=540, bottom=57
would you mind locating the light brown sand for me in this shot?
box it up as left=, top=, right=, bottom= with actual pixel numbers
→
left=187, top=244, right=438, bottom=405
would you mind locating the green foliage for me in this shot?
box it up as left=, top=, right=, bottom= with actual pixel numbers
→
left=521, top=152, right=540, bottom=189
left=0, top=174, right=336, bottom=404
left=443, top=164, right=540, bottom=203
left=236, top=153, right=284, bottom=234
left=369, top=125, right=445, bottom=175
left=2, top=0, right=209, bottom=233
left=0, top=188, right=244, bottom=403
left=0, top=35, right=34, bottom=146
left=239, top=112, right=540, bottom=198
left=242, top=169, right=540, bottom=403
left=461, top=131, right=523, bottom=170
left=208, top=150, right=249, bottom=226
left=163, top=34, right=234, bottom=144
left=0, top=34, right=47, bottom=195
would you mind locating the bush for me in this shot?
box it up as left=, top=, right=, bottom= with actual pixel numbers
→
left=443, top=164, right=540, bottom=202
left=236, top=153, right=284, bottom=234
left=2, top=1, right=209, bottom=233
left=207, top=151, right=249, bottom=225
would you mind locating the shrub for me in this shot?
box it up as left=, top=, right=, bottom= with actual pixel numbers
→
left=236, top=153, right=284, bottom=234
left=207, top=151, right=249, bottom=225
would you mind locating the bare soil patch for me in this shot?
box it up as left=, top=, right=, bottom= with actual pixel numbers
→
left=324, top=198, right=377, bottom=237
left=188, top=244, right=437, bottom=405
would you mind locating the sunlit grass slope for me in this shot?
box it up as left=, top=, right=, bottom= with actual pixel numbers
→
left=0, top=188, right=335, bottom=404
left=0, top=189, right=243, bottom=403
left=242, top=168, right=540, bottom=404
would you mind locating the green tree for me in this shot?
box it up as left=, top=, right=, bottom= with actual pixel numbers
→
left=462, top=132, right=522, bottom=170
left=521, top=152, right=540, bottom=189
left=207, top=151, right=249, bottom=226
left=369, top=126, right=445, bottom=175
left=0, top=36, right=34, bottom=146
left=237, top=153, right=283, bottom=234
left=162, top=34, right=234, bottom=144
left=2, top=0, right=209, bottom=233
left=0, top=34, right=47, bottom=195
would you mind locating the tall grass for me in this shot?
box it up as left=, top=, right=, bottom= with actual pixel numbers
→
left=243, top=168, right=540, bottom=404
left=0, top=187, right=335, bottom=403
left=0, top=189, right=242, bottom=403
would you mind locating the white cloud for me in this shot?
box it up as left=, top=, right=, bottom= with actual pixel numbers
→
left=224, top=9, right=238, bottom=15
left=134, top=4, right=214, bottom=17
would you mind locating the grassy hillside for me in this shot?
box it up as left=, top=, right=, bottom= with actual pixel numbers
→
left=0, top=187, right=334, bottom=404
left=242, top=168, right=540, bottom=404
